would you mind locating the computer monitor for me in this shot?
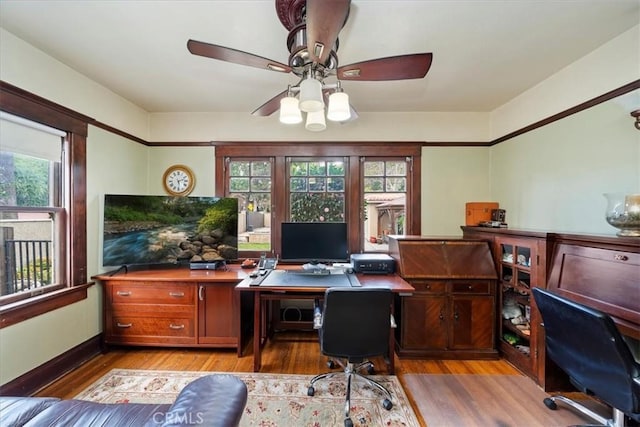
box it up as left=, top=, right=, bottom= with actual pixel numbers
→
left=280, top=222, right=348, bottom=262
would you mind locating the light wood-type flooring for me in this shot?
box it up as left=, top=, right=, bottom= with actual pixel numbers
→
left=35, top=331, right=591, bottom=427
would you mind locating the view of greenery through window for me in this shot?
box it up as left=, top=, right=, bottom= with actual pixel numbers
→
left=289, top=159, right=345, bottom=222
left=0, top=151, right=58, bottom=298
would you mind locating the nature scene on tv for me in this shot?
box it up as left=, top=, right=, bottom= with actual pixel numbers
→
left=103, top=194, right=238, bottom=267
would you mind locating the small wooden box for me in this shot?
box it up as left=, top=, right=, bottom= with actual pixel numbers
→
left=465, top=202, right=499, bottom=226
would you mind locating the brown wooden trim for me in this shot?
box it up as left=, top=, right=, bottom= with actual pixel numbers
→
left=0, top=283, right=93, bottom=329
left=0, top=81, right=92, bottom=136
left=215, top=142, right=423, bottom=157
left=0, top=334, right=102, bottom=396
left=491, top=80, right=640, bottom=145
left=92, top=120, right=150, bottom=145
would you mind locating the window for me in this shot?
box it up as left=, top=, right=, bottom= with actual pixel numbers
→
left=217, top=144, right=421, bottom=259
left=227, top=158, right=273, bottom=253
left=0, top=82, right=89, bottom=327
left=288, top=158, right=346, bottom=222
left=0, top=113, right=66, bottom=304
left=363, top=158, right=410, bottom=252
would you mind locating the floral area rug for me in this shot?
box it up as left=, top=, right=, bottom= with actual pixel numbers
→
left=74, top=369, right=420, bottom=427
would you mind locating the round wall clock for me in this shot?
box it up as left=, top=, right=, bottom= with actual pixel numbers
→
left=162, top=164, right=195, bottom=196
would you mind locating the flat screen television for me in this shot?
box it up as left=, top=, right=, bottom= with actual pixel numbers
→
left=280, top=222, right=348, bottom=262
left=102, top=194, right=238, bottom=269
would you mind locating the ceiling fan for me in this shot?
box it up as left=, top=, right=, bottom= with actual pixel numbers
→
left=187, top=0, right=433, bottom=128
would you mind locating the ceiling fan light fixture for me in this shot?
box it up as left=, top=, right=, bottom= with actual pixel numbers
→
left=298, top=76, right=324, bottom=112
left=327, top=91, right=350, bottom=122
left=279, top=96, right=303, bottom=124
left=305, top=109, right=326, bottom=132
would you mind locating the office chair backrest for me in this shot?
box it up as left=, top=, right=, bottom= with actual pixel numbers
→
left=319, top=287, right=393, bottom=360
left=532, top=287, right=640, bottom=415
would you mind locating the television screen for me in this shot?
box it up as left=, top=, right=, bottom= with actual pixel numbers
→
left=102, top=194, right=238, bottom=268
left=280, top=222, right=348, bottom=262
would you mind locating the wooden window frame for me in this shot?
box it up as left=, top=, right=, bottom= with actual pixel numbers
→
left=216, top=143, right=421, bottom=258
left=0, top=82, right=90, bottom=328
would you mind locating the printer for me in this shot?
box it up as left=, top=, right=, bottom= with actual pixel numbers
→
left=350, top=253, right=395, bottom=274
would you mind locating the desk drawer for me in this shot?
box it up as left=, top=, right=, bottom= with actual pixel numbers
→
left=109, top=315, right=195, bottom=339
left=109, top=282, right=194, bottom=305
left=409, top=280, right=447, bottom=294
left=451, top=280, right=492, bottom=295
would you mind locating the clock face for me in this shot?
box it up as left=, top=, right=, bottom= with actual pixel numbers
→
left=163, top=165, right=195, bottom=196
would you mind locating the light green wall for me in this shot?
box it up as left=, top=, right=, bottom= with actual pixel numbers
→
left=490, top=92, right=640, bottom=234
left=421, top=147, right=492, bottom=235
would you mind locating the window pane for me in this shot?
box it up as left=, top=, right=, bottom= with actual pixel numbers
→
left=290, top=162, right=308, bottom=176
left=308, top=177, right=326, bottom=192
left=229, top=177, right=250, bottom=192
left=308, top=161, right=326, bottom=176
left=327, top=177, right=345, bottom=192
left=290, top=177, right=307, bottom=192
left=364, top=177, right=384, bottom=192
left=386, top=161, right=406, bottom=176
left=386, top=177, right=406, bottom=192
left=0, top=152, right=56, bottom=208
left=250, top=177, right=271, bottom=192
left=290, top=193, right=345, bottom=222
left=364, top=161, right=384, bottom=176
left=0, top=210, right=55, bottom=296
left=251, top=161, right=271, bottom=176
left=229, top=161, right=250, bottom=176
left=327, top=161, right=345, bottom=176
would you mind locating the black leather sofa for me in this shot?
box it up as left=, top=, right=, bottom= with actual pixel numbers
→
left=0, top=374, right=248, bottom=427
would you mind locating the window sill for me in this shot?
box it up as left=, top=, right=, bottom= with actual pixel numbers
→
left=0, top=283, right=93, bottom=329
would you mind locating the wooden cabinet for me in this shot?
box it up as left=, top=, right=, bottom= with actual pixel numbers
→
left=95, top=268, right=248, bottom=352
left=461, top=227, right=551, bottom=380
left=389, top=236, right=498, bottom=359
left=197, top=282, right=239, bottom=347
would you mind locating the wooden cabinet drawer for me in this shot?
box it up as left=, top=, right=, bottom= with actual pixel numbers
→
left=451, top=281, right=491, bottom=295
left=109, top=282, right=194, bottom=305
left=409, top=280, right=447, bottom=293
left=110, top=316, right=195, bottom=338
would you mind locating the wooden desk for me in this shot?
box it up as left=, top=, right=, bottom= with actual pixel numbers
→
left=236, top=270, right=415, bottom=372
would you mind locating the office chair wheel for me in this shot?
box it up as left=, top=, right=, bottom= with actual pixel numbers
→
left=543, top=397, right=557, bottom=410
left=344, top=417, right=354, bottom=427
left=327, top=360, right=336, bottom=369
left=383, top=398, right=393, bottom=410
left=367, top=365, right=375, bottom=374
left=307, top=386, right=315, bottom=397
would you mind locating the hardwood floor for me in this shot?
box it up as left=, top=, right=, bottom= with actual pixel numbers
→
left=34, top=331, right=527, bottom=426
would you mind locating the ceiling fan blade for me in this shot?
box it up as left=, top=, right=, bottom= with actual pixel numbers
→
left=187, top=39, right=292, bottom=73
left=251, top=90, right=289, bottom=116
left=305, top=0, right=351, bottom=65
left=337, top=53, right=433, bottom=81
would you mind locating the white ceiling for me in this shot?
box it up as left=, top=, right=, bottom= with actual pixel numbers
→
left=1, top=0, right=638, bottom=116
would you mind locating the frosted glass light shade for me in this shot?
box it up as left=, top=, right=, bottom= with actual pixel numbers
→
left=279, top=96, right=302, bottom=124
left=305, top=110, right=326, bottom=132
left=298, top=77, right=324, bottom=112
left=327, top=92, right=351, bottom=122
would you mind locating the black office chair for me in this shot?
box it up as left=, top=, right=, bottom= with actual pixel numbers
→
left=532, top=287, right=640, bottom=427
left=307, top=287, right=395, bottom=427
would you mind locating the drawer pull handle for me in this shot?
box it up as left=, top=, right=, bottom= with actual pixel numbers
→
left=614, top=254, right=628, bottom=261
left=116, top=322, right=132, bottom=328
left=169, top=292, right=185, bottom=298
left=169, top=323, right=185, bottom=330
left=116, top=291, right=131, bottom=296
left=468, top=285, right=473, bottom=290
